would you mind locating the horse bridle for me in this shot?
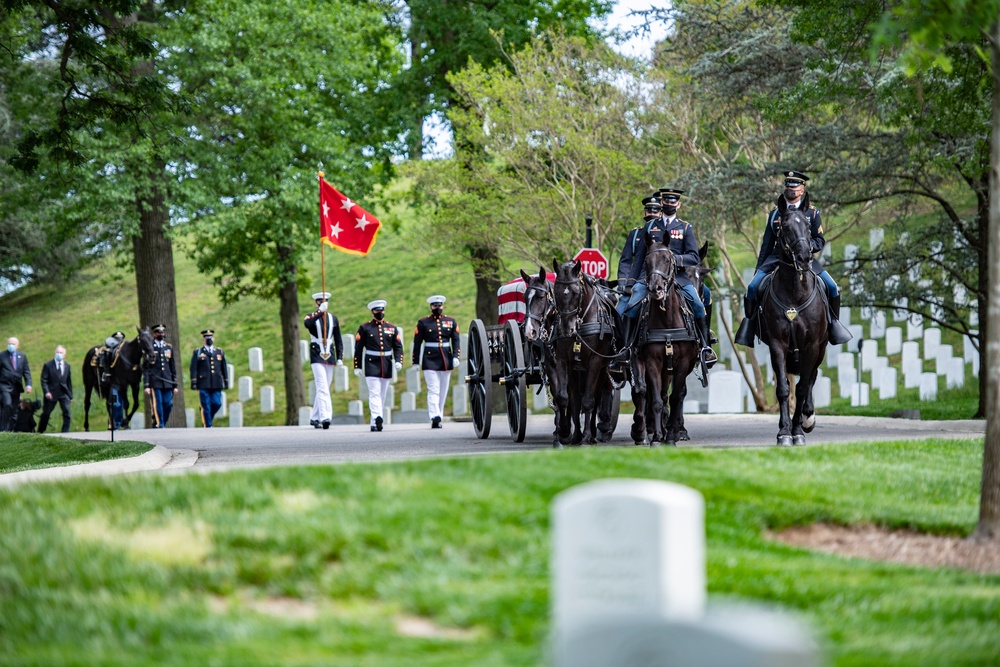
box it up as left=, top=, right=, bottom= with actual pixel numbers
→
left=645, top=247, right=677, bottom=309
left=524, top=282, right=555, bottom=339
left=777, top=216, right=813, bottom=281
left=553, top=275, right=597, bottom=338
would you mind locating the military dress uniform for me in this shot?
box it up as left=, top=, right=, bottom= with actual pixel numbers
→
left=354, top=300, right=403, bottom=431
left=304, top=291, right=344, bottom=429
left=617, top=212, right=701, bottom=317
left=144, top=325, right=177, bottom=428
left=412, top=295, right=461, bottom=428
left=189, top=329, right=229, bottom=427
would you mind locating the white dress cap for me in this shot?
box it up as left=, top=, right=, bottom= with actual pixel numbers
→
left=312, top=291, right=332, bottom=300
left=426, top=295, right=447, bottom=304
left=368, top=299, right=387, bottom=310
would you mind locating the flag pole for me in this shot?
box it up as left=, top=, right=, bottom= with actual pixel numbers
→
left=318, top=171, right=326, bottom=299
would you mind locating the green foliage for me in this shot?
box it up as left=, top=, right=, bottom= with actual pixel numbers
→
left=0, top=434, right=150, bottom=474
left=0, top=440, right=996, bottom=665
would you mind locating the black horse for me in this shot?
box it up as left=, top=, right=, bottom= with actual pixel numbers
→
left=549, top=260, right=618, bottom=446
left=759, top=209, right=828, bottom=446
left=630, top=240, right=699, bottom=446
left=82, top=327, right=156, bottom=431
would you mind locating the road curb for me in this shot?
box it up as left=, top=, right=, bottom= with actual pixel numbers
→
left=0, top=444, right=178, bottom=488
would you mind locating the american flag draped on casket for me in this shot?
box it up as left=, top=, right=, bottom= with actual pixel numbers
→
left=497, top=272, right=557, bottom=325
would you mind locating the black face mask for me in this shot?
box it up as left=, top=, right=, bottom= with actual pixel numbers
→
left=205, top=338, right=214, bottom=346
left=154, top=334, right=164, bottom=341
left=662, top=205, right=678, bottom=216
left=373, top=312, right=384, bottom=321
left=784, top=188, right=799, bottom=201
left=431, top=307, right=443, bottom=316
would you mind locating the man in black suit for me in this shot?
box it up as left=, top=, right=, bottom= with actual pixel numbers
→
left=38, top=345, right=73, bottom=433
left=0, top=336, right=33, bottom=432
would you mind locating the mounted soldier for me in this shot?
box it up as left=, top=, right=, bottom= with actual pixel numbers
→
left=615, top=188, right=717, bottom=368
left=98, top=331, right=126, bottom=384
left=734, top=170, right=851, bottom=346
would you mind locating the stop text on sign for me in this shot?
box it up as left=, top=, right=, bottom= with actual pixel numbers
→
left=572, top=248, right=609, bottom=279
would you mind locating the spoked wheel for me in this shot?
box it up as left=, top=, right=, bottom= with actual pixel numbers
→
left=467, top=319, right=493, bottom=439
left=608, top=387, right=621, bottom=436
left=502, top=320, right=528, bottom=442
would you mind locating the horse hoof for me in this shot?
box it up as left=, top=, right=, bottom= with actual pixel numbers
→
left=553, top=441, right=564, bottom=449
left=678, top=429, right=690, bottom=442
left=634, top=437, right=647, bottom=446
left=777, top=435, right=793, bottom=447
left=649, top=441, right=659, bottom=448
left=792, top=435, right=806, bottom=446
left=803, top=414, right=816, bottom=433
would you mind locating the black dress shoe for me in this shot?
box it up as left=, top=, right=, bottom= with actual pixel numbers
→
left=311, top=420, right=321, bottom=429
left=371, top=425, right=378, bottom=432
left=375, top=416, right=383, bottom=431
left=322, top=420, right=330, bottom=430
left=431, top=416, right=442, bottom=429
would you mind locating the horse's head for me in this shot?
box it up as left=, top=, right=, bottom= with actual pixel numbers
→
left=778, top=209, right=813, bottom=280
left=136, top=326, right=156, bottom=366
left=553, top=258, right=583, bottom=337
left=521, top=267, right=552, bottom=342
left=644, top=236, right=677, bottom=302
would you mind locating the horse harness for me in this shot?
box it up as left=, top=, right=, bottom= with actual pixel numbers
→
left=762, top=274, right=820, bottom=368
left=640, top=247, right=698, bottom=371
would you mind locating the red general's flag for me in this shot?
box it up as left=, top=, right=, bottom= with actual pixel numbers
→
left=319, top=175, right=381, bottom=256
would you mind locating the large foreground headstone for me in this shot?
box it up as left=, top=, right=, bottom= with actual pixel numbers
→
left=248, top=347, right=264, bottom=372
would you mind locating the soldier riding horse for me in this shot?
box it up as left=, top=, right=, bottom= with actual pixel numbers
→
left=82, top=327, right=156, bottom=431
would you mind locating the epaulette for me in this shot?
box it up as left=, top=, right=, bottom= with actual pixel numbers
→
left=809, top=204, right=817, bottom=210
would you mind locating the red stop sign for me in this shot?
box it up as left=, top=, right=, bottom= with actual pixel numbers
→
left=573, top=248, right=609, bottom=279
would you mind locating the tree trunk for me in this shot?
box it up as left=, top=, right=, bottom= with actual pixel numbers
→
left=976, top=21, right=1000, bottom=540
left=278, top=245, right=307, bottom=425
left=976, top=188, right=989, bottom=420
left=470, top=244, right=502, bottom=325
left=133, top=181, right=185, bottom=428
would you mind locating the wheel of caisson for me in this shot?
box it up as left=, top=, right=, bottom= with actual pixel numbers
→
left=502, top=320, right=528, bottom=442
left=609, top=386, right=621, bottom=436
left=467, top=318, right=492, bottom=439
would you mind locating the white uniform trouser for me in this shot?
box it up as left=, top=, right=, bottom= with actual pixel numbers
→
left=310, top=363, right=335, bottom=423
left=366, top=376, right=391, bottom=425
left=423, top=369, right=452, bottom=421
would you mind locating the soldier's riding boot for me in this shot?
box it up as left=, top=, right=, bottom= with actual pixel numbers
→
left=99, top=351, right=111, bottom=384
left=828, top=294, right=853, bottom=345
left=734, top=296, right=757, bottom=347
left=696, top=316, right=718, bottom=368
left=704, top=302, right=718, bottom=345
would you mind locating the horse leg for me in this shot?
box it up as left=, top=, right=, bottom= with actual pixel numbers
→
left=676, top=381, right=690, bottom=441
left=596, top=373, right=615, bottom=443
left=794, top=363, right=820, bottom=445
left=581, top=361, right=602, bottom=445
left=770, top=347, right=793, bottom=446
left=648, top=358, right=666, bottom=446
left=630, top=357, right=648, bottom=445
left=569, top=371, right=585, bottom=446
left=84, top=383, right=92, bottom=432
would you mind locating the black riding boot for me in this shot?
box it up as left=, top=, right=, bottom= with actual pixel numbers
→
left=828, top=294, right=853, bottom=345
left=704, top=302, right=718, bottom=345
left=611, top=317, right=633, bottom=373
left=734, top=296, right=757, bottom=346
left=696, top=316, right=718, bottom=368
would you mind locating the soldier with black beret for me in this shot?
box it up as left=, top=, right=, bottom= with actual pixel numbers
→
left=354, top=300, right=403, bottom=432
left=411, top=295, right=461, bottom=429
left=190, top=329, right=229, bottom=427
left=144, top=324, right=178, bottom=428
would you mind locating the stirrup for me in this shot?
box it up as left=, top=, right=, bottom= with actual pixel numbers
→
left=701, top=347, right=718, bottom=369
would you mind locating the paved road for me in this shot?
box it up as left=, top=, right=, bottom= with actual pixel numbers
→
left=59, top=413, right=985, bottom=471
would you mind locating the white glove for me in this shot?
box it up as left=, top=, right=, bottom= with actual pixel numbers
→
left=452, top=357, right=460, bottom=367
left=394, top=361, right=403, bottom=371
left=336, top=359, right=344, bottom=366
left=354, top=368, right=362, bottom=377
left=318, top=302, right=328, bottom=312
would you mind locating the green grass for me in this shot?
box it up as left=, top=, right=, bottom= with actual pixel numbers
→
left=0, top=440, right=996, bottom=666
left=0, top=433, right=151, bottom=474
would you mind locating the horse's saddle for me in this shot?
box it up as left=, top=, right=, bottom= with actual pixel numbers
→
left=755, top=272, right=837, bottom=346
left=637, top=285, right=697, bottom=347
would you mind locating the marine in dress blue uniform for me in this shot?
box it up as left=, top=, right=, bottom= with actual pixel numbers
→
left=734, top=171, right=851, bottom=346
left=304, top=291, right=344, bottom=429
left=354, top=300, right=403, bottom=431
left=411, top=295, right=461, bottom=428
left=144, top=324, right=178, bottom=428
left=190, top=329, right=229, bottom=427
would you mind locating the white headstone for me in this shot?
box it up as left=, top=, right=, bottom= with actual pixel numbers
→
left=904, top=361, right=922, bottom=389
left=946, top=358, right=965, bottom=389
left=406, top=366, right=422, bottom=394
left=383, top=406, right=392, bottom=425
left=342, top=334, right=354, bottom=359
left=826, top=343, right=842, bottom=368
left=552, top=480, right=706, bottom=644
left=227, top=363, right=235, bottom=390
left=878, top=367, right=897, bottom=400
left=923, top=328, right=941, bottom=358
left=850, top=383, right=869, bottom=407
left=534, top=387, right=550, bottom=412
left=821, top=241, right=832, bottom=259
left=130, top=412, right=145, bottom=430
left=919, top=373, right=938, bottom=401
left=348, top=400, right=364, bottom=417
left=935, top=345, right=953, bottom=376
left=401, top=391, right=417, bottom=412
left=452, top=384, right=468, bottom=417
left=308, top=380, right=316, bottom=404
left=844, top=243, right=859, bottom=267
left=185, top=407, right=195, bottom=429
left=358, top=376, right=369, bottom=400
left=238, top=375, right=254, bottom=402
left=385, top=384, right=395, bottom=409
left=964, top=333, right=978, bottom=363
left=871, top=356, right=889, bottom=382
left=334, top=365, right=350, bottom=392
left=847, top=325, right=864, bottom=352
left=620, top=382, right=633, bottom=403
left=839, top=307, right=851, bottom=326
left=860, top=340, right=877, bottom=372
left=260, top=385, right=275, bottom=413
left=953, top=284, right=968, bottom=307
left=906, top=316, right=923, bottom=341
left=707, top=371, right=744, bottom=413
left=869, top=311, right=886, bottom=339
left=813, top=376, right=831, bottom=408
left=298, top=405, right=312, bottom=426
left=930, top=303, right=945, bottom=321
left=683, top=399, right=700, bottom=414
left=970, top=309, right=979, bottom=327
left=885, top=327, right=902, bottom=356
left=228, top=401, right=243, bottom=428
left=892, top=296, right=908, bottom=322
left=869, top=228, right=884, bottom=249
left=901, top=341, right=919, bottom=370
left=219, top=392, right=227, bottom=418
left=973, top=351, right=980, bottom=377
left=860, top=306, right=873, bottom=321
left=248, top=347, right=264, bottom=372
left=299, top=340, right=309, bottom=363
left=837, top=354, right=856, bottom=399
